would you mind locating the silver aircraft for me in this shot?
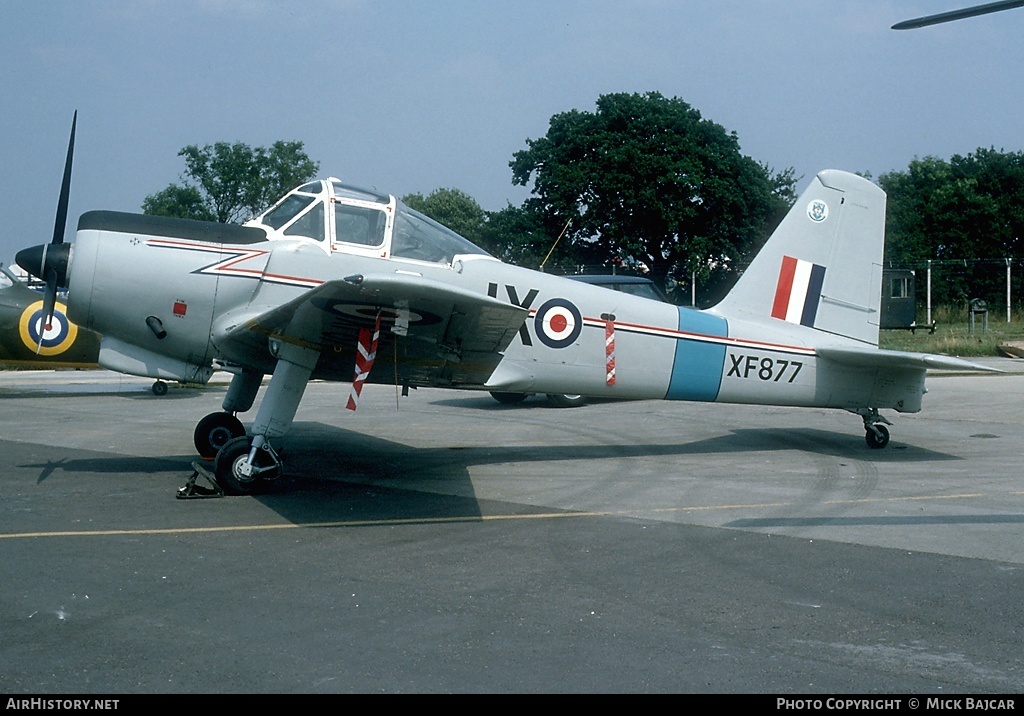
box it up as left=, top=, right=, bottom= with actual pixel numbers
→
left=16, top=124, right=991, bottom=494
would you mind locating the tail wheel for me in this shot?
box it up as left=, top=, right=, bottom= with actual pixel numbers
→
left=865, top=424, right=890, bottom=449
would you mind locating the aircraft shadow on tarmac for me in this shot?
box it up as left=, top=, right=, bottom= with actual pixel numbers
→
left=15, top=419, right=961, bottom=527
left=243, top=420, right=964, bottom=524
left=278, top=419, right=960, bottom=474
left=0, top=386, right=222, bottom=401
left=19, top=453, right=189, bottom=484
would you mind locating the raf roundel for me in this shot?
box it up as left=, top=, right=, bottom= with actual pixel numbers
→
left=18, top=300, right=79, bottom=356
left=327, top=302, right=442, bottom=327
left=534, top=298, right=582, bottom=349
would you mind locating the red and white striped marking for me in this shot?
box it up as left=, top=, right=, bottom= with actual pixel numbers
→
left=605, top=319, right=616, bottom=386
left=346, top=313, right=382, bottom=411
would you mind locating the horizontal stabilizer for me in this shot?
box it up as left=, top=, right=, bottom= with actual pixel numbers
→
left=817, top=346, right=1001, bottom=373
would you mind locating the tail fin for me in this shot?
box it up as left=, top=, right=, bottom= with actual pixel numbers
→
left=715, top=170, right=886, bottom=346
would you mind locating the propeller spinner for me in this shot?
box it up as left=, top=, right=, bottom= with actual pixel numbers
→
left=16, top=111, right=76, bottom=348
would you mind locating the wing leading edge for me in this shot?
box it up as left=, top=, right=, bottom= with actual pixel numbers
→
left=213, top=272, right=528, bottom=387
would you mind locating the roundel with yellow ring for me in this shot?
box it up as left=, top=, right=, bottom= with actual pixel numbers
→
left=19, top=300, right=79, bottom=356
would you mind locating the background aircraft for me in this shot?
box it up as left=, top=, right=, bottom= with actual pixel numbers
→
left=16, top=120, right=992, bottom=495
left=893, top=0, right=1024, bottom=29
left=0, top=263, right=175, bottom=394
left=0, top=263, right=100, bottom=369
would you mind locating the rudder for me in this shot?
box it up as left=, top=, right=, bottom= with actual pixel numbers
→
left=714, top=170, right=886, bottom=346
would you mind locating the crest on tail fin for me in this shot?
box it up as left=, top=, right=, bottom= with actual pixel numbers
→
left=808, top=199, right=829, bottom=223
left=714, top=170, right=886, bottom=346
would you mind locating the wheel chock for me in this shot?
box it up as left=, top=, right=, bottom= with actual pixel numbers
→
left=177, top=461, right=225, bottom=499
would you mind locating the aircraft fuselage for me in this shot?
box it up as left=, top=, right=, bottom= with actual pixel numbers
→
left=66, top=208, right=924, bottom=416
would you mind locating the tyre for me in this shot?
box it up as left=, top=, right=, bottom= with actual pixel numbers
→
left=213, top=436, right=280, bottom=495
left=151, top=381, right=168, bottom=396
left=490, top=391, right=528, bottom=405
left=865, top=424, right=890, bottom=449
left=546, top=394, right=587, bottom=408
left=194, top=412, right=245, bottom=459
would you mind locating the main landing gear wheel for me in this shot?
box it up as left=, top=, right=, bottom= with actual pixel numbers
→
left=546, top=393, right=587, bottom=408
left=865, top=424, right=890, bottom=449
left=151, top=380, right=168, bottom=396
left=490, top=391, right=528, bottom=405
left=214, top=436, right=281, bottom=495
left=194, top=412, right=246, bottom=459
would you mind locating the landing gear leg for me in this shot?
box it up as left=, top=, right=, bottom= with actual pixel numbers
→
left=222, top=368, right=264, bottom=414
left=212, top=344, right=317, bottom=494
left=854, top=408, right=893, bottom=449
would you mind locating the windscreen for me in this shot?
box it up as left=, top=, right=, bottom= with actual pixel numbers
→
left=262, top=194, right=315, bottom=230
left=390, top=204, right=490, bottom=264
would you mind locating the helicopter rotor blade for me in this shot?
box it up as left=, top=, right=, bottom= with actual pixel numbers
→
left=893, top=0, right=1024, bottom=30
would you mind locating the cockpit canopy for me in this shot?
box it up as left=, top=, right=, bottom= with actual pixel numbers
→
left=247, top=178, right=491, bottom=265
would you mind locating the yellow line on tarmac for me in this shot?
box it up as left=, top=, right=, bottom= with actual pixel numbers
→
left=645, top=493, right=989, bottom=514
left=0, top=491, right=1009, bottom=540
left=647, top=502, right=793, bottom=513
left=823, top=493, right=987, bottom=504
left=0, top=511, right=588, bottom=540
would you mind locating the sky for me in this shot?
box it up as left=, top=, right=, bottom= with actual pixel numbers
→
left=1, top=0, right=1022, bottom=265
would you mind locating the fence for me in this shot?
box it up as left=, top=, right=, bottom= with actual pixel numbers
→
left=551, top=259, right=1024, bottom=323
left=884, top=259, right=1023, bottom=325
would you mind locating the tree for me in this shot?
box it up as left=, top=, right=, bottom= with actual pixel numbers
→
left=141, top=184, right=215, bottom=222
left=880, top=148, right=1024, bottom=305
left=143, top=141, right=319, bottom=223
left=401, top=188, right=487, bottom=246
left=480, top=201, right=570, bottom=269
left=401, top=189, right=582, bottom=272
left=509, top=92, right=796, bottom=295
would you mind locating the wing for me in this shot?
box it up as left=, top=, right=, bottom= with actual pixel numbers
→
left=213, top=272, right=528, bottom=387
left=817, top=346, right=1001, bottom=372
